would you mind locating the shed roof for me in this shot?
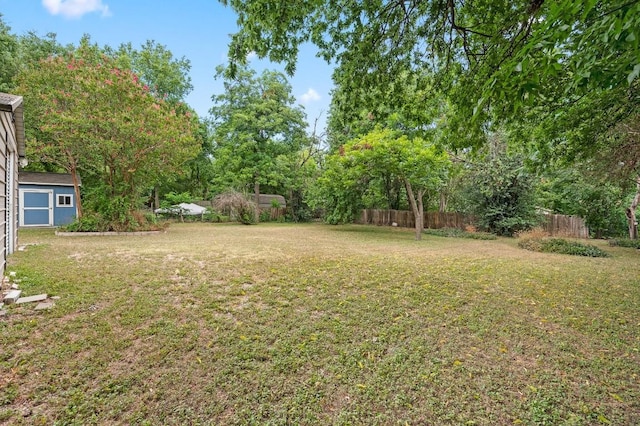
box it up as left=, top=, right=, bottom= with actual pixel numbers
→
left=257, top=194, right=286, bottom=208
left=19, top=172, right=80, bottom=187
left=0, top=92, right=26, bottom=159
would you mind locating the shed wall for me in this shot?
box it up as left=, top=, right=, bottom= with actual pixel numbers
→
left=0, top=110, right=13, bottom=275
left=19, top=184, right=77, bottom=226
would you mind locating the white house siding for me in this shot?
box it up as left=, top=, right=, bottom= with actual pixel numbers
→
left=0, top=111, right=11, bottom=274
left=0, top=93, right=25, bottom=277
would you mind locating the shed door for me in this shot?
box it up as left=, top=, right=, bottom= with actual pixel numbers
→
left=20, top=189, right=54, bottom=226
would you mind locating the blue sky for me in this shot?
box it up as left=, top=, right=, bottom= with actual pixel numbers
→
left=0, top=0, right=334, bottom=132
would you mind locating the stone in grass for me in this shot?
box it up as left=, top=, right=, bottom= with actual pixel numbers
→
left=3, top=289, right=21, bottom=304
left=35, top=301, right=54, bottom=311
left=15, top=294, right=48, bottom=304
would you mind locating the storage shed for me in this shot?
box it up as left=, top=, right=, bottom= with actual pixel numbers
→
left=0, top=93, right=27, bottom=276
left=19, top=172, right=80, bottom=227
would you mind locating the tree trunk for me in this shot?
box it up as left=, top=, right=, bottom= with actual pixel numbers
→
left=418, top=188, right=425, bottom=235
left=254, top=179, right=260, bottom=223
left=439, top=192, right=447, bottom=213
left=70, top=165, right=82, bottom=219
left=626, top=175, right=640, bottom=239
left=154, top=186, right=160, bottom=212
left=288, top=189, right=294, bottom=221
left=404, top=179, right=422, bottom=241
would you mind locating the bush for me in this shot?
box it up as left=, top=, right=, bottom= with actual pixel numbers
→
left=63, top=211, right=168, bottom=232
left=608, top=238, right=640, bottom=249
left=518, top=235, right=610, bottom=257
left=62, top=212, right=109, bottom=232
left=461, top=152, right=540, bottom=236
left=213, top=190, right=258, bottom=225
left=259, top=210, right=271, bottom=222
left=423, top=227, right=497, bottom=240
left=160, top=191, right=193, bottom=208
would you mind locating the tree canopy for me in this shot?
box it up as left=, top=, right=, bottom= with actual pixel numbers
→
left=222, top=0, right=639, bottom=146
left=318, top=126, right=450, bottom=239
left=210, top=64, right=308, bottom=205
left=16, top=45, right=199, bottom=229
left=111, top=40, right=193, bottom=103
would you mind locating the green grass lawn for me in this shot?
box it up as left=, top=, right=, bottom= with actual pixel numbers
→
left=1, top=223, right=639, bottom=425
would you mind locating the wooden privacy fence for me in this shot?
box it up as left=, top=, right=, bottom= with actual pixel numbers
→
left=357, top=209, right=474, bottom=230
left=357, top=209, right=590, bottom=238
left=265, top=207, right=286, bottom=221
left=541, top=213, right=589, bottom=238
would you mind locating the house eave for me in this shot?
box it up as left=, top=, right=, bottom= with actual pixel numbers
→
left=0, top=93, right=26, bottom=159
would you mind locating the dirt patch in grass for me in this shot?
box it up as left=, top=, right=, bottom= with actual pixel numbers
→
left=1, top=223, right=639, bottom=424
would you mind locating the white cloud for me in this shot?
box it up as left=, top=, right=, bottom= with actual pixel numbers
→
left=42, top=0, right=111, bottom=19
left=299, top=88, right=321, bottom=104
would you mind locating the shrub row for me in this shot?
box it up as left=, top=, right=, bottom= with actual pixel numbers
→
left=63, top=211, right=167, bottom=232
left=608, top=238, right=640, bottom=249
left=518, top=237, right=610, bottom=257
left=423, top=227, right=497, bottom=240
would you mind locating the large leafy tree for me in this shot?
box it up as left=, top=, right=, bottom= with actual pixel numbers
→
left=111, top=40, right=193, bottom=103
left=512, top=77, right=640, bottom=238
left=319, top=126, right=450, bottom=240
left=0, top=15, right=18, bottom=92
left=160, top=118, right=216, bottom=202
left=210, top=64, right=308, bottom=205
left=105, top=37, right=199, bottom=207
left=16, top=46, right=199, bottom=229
left=222, top=0, right=639, bottom=148
left=327, top=70, right=445, bottom=150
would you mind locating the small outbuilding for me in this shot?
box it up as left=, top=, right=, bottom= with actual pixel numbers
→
left=256, top=194, right=286, bottom=209
left=19, top=172, right=80, bottom=227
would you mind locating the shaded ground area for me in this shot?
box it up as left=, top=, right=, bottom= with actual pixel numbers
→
left=1, top=223, right=639, bottom=425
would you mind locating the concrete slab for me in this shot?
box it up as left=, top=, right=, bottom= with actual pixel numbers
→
left=16, top=294, right=48, bottom=304
left=3, top=290, right=21, bottom=304
left=34, top=301, right=55, bottom=311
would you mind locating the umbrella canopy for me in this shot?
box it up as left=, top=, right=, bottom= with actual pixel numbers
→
left=155, top=203, right=208, bottom=216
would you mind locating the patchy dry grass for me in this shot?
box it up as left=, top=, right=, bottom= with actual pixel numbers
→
left=1, top=223, right=639, bottom=425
